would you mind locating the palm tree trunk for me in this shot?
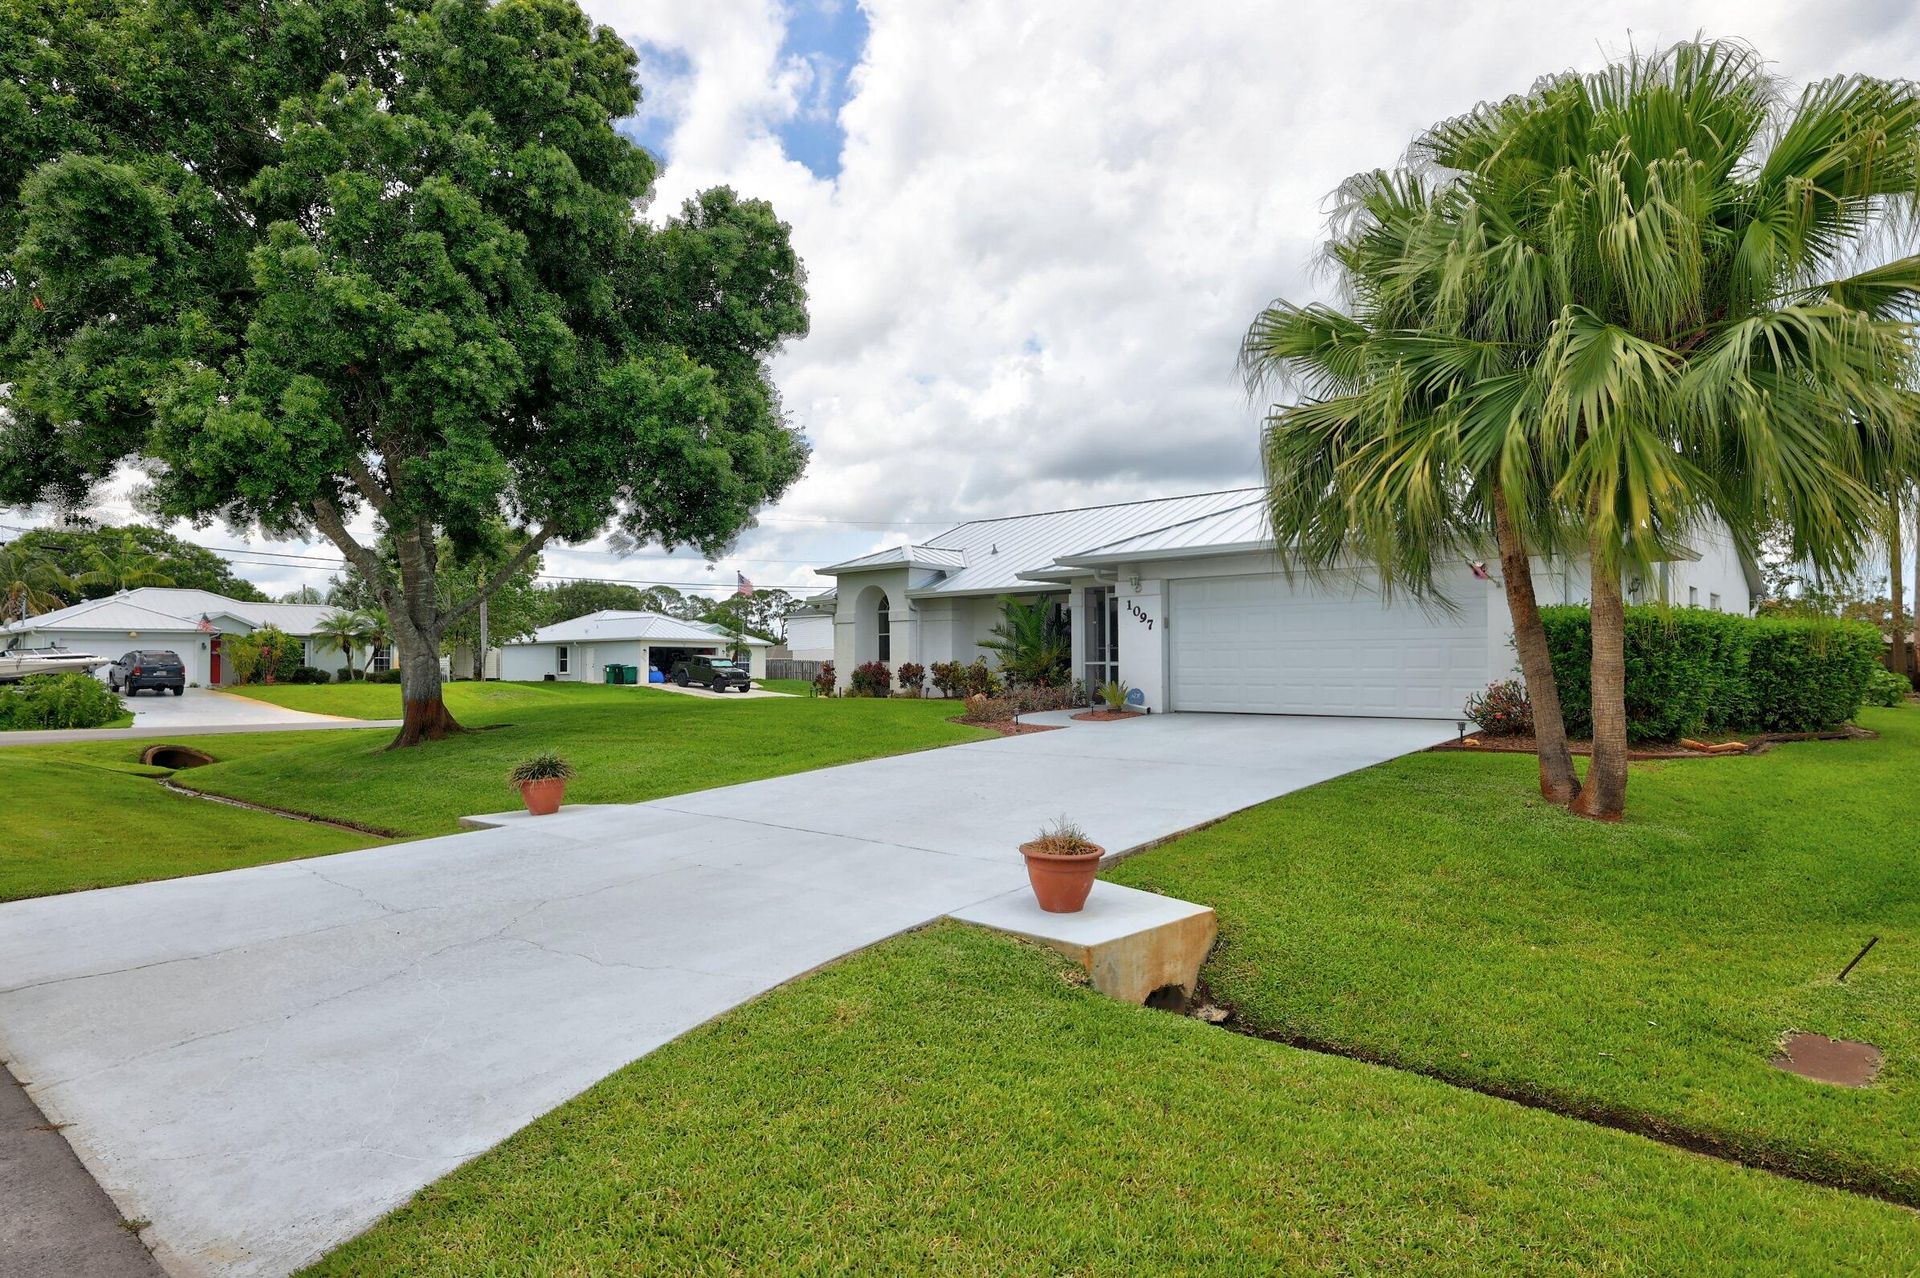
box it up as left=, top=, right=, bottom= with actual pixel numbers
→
left=1892, top=494, right=1910, bottom=680
left=1492, top=486, right=1580, bottom=804
left=1910, top=492, right=1918, bottom=688
left=1570, top=534, right=1629, bottom=821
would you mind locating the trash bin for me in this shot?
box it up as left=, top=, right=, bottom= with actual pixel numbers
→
left=603, top=664, right=618, bottom=684
left=620, top=664, right=638, bottom=685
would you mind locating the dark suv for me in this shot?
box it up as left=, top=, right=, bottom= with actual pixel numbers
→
left=109, top=650, right=186, bottom=696
left=669, top=655, right=752, bottom=692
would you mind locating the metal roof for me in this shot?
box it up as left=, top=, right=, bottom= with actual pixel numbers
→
left=818, top=544, right=968, bottom=575
left=1052, top=498, right=1273, bottom=565
left=886, top=487, right=1264, bottom=596
left=517, top=611, right=772, bottom=646
left=0, top=588, right=341, bottom=637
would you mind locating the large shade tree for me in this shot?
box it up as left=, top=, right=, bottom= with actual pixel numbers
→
left=1252, top=40, right=1920, bottom=819
left=4, top=523, right=271, bottom=603
left=0, top=0, right=810, bottom=745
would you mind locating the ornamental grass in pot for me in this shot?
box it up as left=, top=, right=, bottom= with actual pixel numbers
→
left=1020, top=815, right=1104, bottom=913
left=509, top=751, right=576, bottom=816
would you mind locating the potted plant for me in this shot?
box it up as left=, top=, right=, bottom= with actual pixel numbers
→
left=1019, top=815, right=1104, bottom=913
left=508, top=751, right=576, bottom=816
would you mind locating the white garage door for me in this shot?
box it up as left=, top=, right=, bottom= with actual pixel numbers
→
left=1168, top=572, right=1491, bottom=718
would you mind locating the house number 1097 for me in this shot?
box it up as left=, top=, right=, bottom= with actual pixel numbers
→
left=1127, top=601, right=1153, bottom=630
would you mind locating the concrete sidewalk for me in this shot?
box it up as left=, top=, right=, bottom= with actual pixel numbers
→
left=0, top=712, right=1447, bottom=1277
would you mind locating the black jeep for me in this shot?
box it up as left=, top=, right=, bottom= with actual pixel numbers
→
left=669, top=655, right=752, bottom=692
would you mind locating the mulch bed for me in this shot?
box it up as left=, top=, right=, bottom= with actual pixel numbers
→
left=950, top=716, right=1062, bottom=737
left=1430, top=725, right=1875, bottom=760
left=1071, top=710, right=1144, bottom=722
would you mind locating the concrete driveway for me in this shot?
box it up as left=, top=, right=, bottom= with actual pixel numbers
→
left=0, top=712, right=1447, bottom=1277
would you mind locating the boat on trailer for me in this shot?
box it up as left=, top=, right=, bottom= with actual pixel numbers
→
left=0, top=647, right=109, bottom=681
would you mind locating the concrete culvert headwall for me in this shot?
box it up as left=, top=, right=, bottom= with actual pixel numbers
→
left=141, top=745, right=217, bottom=769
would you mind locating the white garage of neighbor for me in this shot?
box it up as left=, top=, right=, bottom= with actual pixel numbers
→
left=816, top=487, right=1761, bottom=718
left=501, top=610, right=770, bottom=684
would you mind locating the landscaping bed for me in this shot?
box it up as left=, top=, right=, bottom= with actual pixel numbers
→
left=303, top=924, right=1919, bottom=1276
left=1109, top=704, right=1920, bottom=1202
left=1431, top=725, right=1876, bottom=760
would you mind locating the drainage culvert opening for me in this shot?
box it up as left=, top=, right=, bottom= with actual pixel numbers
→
left=1144, top=983, right=1192, bottom=1013
left=141, top=744, right=217, bottom=769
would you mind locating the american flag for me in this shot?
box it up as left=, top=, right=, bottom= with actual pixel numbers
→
left=197, top=614, right=215, bottom=633
left=735, top=571, right=753, bottom=597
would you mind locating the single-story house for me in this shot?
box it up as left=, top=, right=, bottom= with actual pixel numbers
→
left=817, top=486, right=1759, bottom=718
left=781, top=596, right=836, bottom=662
left=501, top=611, right=772, bottom=683
left=0, top=587, right=386, bottom=687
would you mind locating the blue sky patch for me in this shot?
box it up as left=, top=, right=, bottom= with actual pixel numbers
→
left=773, top=0, right=868, bottom=179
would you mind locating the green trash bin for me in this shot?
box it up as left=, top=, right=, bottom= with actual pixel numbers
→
left=621, top=664, right=638, bottom=685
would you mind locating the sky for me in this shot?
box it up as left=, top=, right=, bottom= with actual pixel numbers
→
left=6, top=0, right=1920, bottom=602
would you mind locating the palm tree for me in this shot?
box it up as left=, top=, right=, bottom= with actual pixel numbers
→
left=74, top=533, right=177, bottom=593
left=981, top=596, right=1070, bottom=687
left=0, top=542, right=68, bottom=621
left=1245, top=180, right=1588, bottom=805
left=314, top=609, right=376, bottom=677
left=1257, top=41, right=1920, bottom=820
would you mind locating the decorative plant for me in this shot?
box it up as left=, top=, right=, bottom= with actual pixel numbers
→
left=812, top=661, right=836, bottom=696
left=508, top=752, right=576, bottom=786
left=958, top=658, right=1001, bottom=698
left=1097, top=680, right=1132, bottom=711
left=850, top=661, right=891, bottom=697
left=1863, top=667, right=1910, bottom=708
left=896, top=662, right=926, bottom=695
left=1463, top=679, right=1533, bottom=737
left=981, top=596, right=1070, bottom=687
left=1028, top=815, right=1098, bottom=856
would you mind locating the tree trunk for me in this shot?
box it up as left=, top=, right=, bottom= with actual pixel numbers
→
left=1492, top=487, right=1580, bottom=805
left=1891, top=495, right=1909, bottom=680
left=390, top=623, right=461, bottom=748
left=1910, top=492, right=1918, bottom=688
left=1570, top=535, right=1629, bottom=822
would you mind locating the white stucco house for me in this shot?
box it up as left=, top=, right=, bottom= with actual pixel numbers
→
left=501, top=610, right=772, bottom=683
left=780, top=597, right=836, bottom=662
left=818, top=487, right=1759, bottom=718
left=0, top=587, right=383, bottom=687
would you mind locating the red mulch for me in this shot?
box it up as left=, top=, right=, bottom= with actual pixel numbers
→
left=1070, top=709, right=1144, bottom=722
left=1430, top=725, right=1874, bottom=760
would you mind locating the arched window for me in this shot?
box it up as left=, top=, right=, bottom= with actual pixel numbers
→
left=876, top=592, right=891, bottom=662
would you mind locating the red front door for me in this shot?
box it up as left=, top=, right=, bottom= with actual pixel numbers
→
left=210, top=637, right=222, bottom=685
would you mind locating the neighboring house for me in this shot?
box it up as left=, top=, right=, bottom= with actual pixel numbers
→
left=781, top=594, right=836, bottom=662
left=501, top=611, right=772, bottom=683
left=818, top=487, right=1760, bottom=718
left=0, top=587, right=384, bottom=687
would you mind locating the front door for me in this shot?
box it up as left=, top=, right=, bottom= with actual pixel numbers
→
left=210, top=637, right=222, bottom=685
left=1083, top=586, right=1118, bottom=692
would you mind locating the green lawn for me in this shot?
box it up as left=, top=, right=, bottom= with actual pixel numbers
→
left=204, top=681, right=986, bottom=837
left=0, top=734, right=375, bottom=901
left=1, top=682, right=987, bottom=898
left=755, top=676, right=813, bottom=695
left=306, top=923, right=1916, bottom=1277
left=1109, top=703, right=1920, bottom=1202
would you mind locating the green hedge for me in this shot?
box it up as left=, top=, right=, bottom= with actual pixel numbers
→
left=0, top=673, right=124, bottom=730
left=1538, top=607, right=1881, bottom=740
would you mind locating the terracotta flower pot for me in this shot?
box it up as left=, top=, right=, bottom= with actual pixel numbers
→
left=518, top=777, right=567, bottom=816
left=1020, top=840, right=1105, bottom=913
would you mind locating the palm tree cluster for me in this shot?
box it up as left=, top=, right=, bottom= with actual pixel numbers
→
left=1246, top=40, right=1920, bottom=819
left=313, top=608, right=392, bottom=678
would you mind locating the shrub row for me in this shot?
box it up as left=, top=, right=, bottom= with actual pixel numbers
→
left=1538, top=606, right=1882, bottom=740
left=0, top=673, right=123, bottom=730
left=957, top=684, right=1078, bottom=723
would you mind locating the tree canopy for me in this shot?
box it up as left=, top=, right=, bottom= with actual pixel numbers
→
left=4, top=523, right=271, bottom=604
left=0, top=0, right=810, bottom=743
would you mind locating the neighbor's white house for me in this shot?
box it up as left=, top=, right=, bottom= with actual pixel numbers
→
left=817, top=487, right=1759, bottom=718
left=780, top=598, right=835, bottom=662
left=0, top=587, right=387, bottom=687
left=501, top=610, right=772, bottom=683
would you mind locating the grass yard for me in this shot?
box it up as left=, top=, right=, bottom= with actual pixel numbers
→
left=0, top=733, right=375, bottom=901
left=206, top=681, right=987, bottom=836
left=0, top=682, right=987, bottom=898
left=1109, top=704, right=1920, bottom=1203
left=305, top=923, right=1916, bottom=1277
left=754, top=676, right=814, bottom=695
